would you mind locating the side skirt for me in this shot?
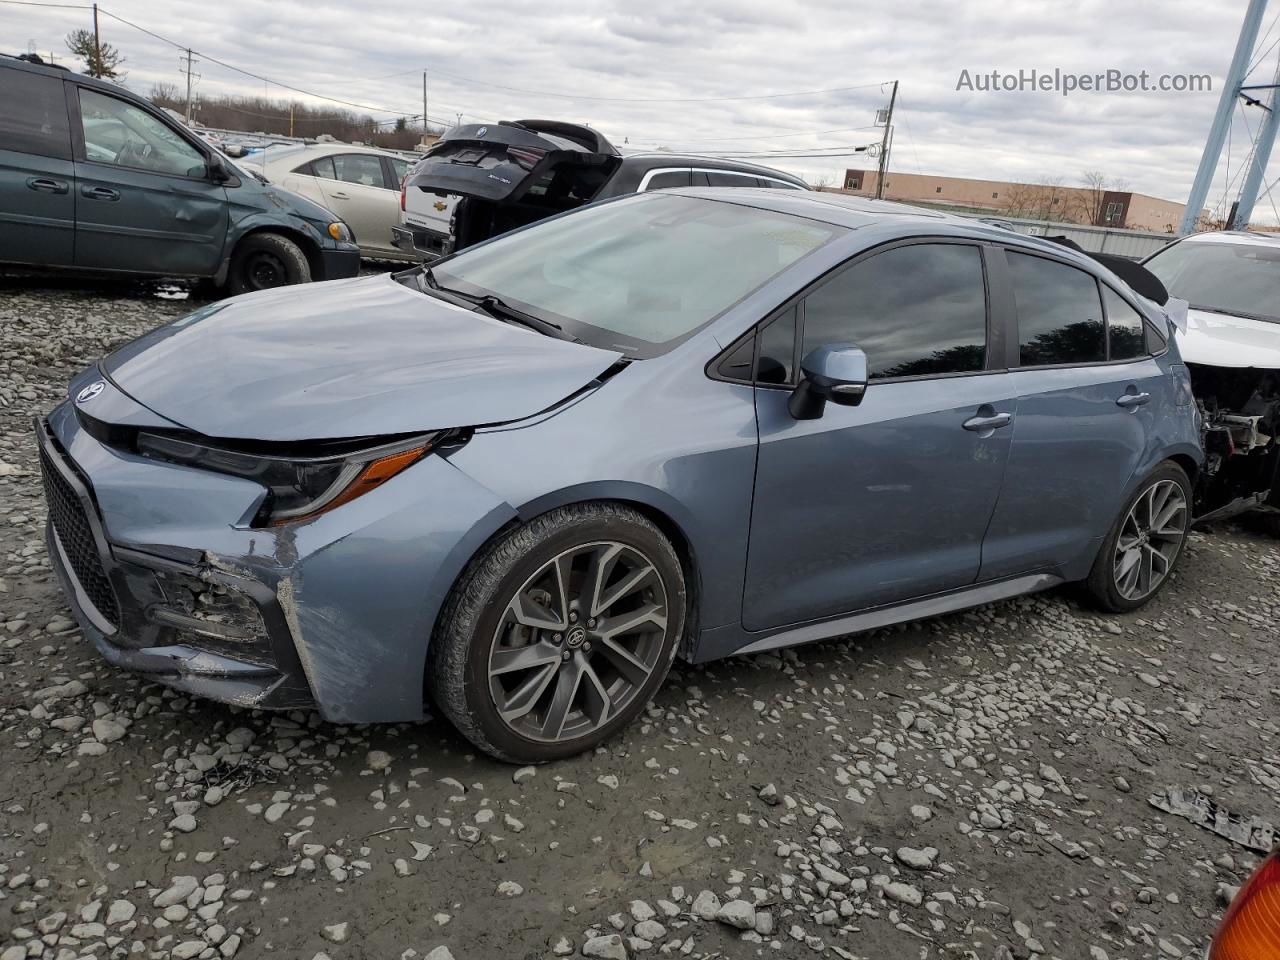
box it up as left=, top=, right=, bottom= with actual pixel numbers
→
left=732, top=573, right=1063, bottom=657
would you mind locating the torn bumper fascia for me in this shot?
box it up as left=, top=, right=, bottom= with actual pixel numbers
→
left=44, top=401, right=517, bottom=723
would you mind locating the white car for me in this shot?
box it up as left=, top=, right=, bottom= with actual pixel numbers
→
left=249, top=144, right=417, bottom=261
left=1143, top=231, right=1280, bottom=531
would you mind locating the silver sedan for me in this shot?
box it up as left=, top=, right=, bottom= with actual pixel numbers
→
left=248, top=143, right=418, bottom=261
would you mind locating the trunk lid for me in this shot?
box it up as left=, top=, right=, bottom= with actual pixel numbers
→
left=100, top=275, right=623, bottom=442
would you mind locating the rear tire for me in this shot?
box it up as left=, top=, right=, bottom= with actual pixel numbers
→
left=1084, top=461, right=1191, bottom=613
left=227, top=232, right=311, bottom=295
left=428, top=503, right=686, bottom=764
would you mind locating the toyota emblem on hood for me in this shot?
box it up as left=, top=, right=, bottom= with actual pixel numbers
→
left=76, top=381, right=106, bottom=404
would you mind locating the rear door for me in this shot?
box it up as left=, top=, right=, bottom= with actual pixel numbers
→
left=0, top=66, right=75, bottom=266
left=312, top=153, right=398, bottom=255
left=71, top=86, right=227, bottom=276
left=979, top=249, right=1167, bottom=580
left=743, top=240, right=1016, bottom=630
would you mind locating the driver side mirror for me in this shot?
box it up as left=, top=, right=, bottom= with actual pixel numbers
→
left=788, top=344, right=869, bottom=420
left=207, top=157, right=233, bottom=183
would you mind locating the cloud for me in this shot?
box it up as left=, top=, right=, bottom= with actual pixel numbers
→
left=8, top=0, right=1278, bottom=222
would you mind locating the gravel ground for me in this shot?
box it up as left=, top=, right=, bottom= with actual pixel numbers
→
left=1, top=275, right=1279, bottom=960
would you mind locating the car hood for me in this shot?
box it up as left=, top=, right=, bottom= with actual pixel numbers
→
left=100, top=274, right=623, bottom=441
left=1174, top=307, right=1280, bottom=369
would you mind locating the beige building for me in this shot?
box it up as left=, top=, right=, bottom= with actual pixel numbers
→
left=841, top=170, right=1194, bottom=234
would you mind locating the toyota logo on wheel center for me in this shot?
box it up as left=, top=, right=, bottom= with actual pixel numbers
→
left=565, top=626, right=587, bottom=649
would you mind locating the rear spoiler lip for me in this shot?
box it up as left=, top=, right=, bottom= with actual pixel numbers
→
left=1043, top=235, right=1170, bottom=305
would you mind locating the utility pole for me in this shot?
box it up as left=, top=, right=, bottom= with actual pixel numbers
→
left=1233, top=50, right=1280, bottom=227
left=875, top=80, right=898, bottom=200
left=1179, top=0, right=1269, bottom=234
left=289, top=104, right=295, bottom=138
left=181, top=48, right=198, bottom=125
left=91, top=3, right=102, bottom=78
left=423, top=70, right=429, bottom=142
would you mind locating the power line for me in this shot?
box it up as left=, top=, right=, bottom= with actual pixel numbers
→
left=423, top=65, right=890, bottom=104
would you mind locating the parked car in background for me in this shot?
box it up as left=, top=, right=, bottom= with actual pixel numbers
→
left=1143, top=231, right=1280, bottom=532
left=0, top=54, right=360, bottom=293
left=394, top=118, right=809, bottom=259
left=41, top=190, right=1199, bottom=762
left=245, top=143, right=417, bottom=261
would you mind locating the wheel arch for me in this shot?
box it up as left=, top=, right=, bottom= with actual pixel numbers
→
left=427, top=485, right=705, bottom=677
left=216, top=217, right=327, bottom=284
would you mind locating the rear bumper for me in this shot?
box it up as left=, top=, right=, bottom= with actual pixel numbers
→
left=320, top=244, right=362, bottom=279
left=391, top=224, right=451, bottom=261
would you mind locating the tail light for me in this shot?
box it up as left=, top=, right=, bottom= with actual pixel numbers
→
left=507, top=146, right=548, bottom=171
left=400, top=176, right=407, bottom=212
left=1211, top=848, right=1280, bottom=959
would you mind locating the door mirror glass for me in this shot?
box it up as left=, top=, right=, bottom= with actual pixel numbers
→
left=789, top=344, right=869, bottom=420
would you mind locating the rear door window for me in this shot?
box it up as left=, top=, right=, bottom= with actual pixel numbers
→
left=1, top=69, right=71, bottom=159
left=643, top=170, right=691, bottom=190
left=802, top=243, right=988, bottom=379
left=705, top=170, right=760, bottom=187
left=1102, top=286, right=1147, bottom=360
left=330, top=153, right=388, bottom=188
left=1007, top=251, right=1106, bottom=366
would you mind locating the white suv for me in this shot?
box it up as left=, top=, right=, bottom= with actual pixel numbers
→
left=1144, top=231, right=1280, bottom=530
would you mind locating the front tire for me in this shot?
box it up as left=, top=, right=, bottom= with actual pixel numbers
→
left=428, top=503, right=686, bottom=763
left=227, top=232, right=311, bottom=295
left=1084, top=461, right=1191, bottom=612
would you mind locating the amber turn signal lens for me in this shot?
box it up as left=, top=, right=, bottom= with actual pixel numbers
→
left=269, top=444, right=428, bottom=526
left=1211, top=850, right=1280, bottom=960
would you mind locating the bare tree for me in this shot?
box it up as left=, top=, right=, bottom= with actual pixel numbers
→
left=810, top=173, right=833, bottom=192
left=1078, top=170, right=1111, bottom=225
left=149, top=82, right=180, bottom=106
left=66, top=28, right=125, bottom=79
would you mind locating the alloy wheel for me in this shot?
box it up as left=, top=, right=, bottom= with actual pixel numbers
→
left=1113, top=479, right=1188, bottom=601
left=487, top=541, right=669, bottom=743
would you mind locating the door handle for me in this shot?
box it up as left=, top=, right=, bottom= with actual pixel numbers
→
left=27, top=177, right=69, bottom=195
left=329, top=191, right=350, bottom=199
left=962, top=412, right=1013, bottom=432
left=1116, top=392, right=1151, bottom=409
left=81, top=185, right=120, bottom=201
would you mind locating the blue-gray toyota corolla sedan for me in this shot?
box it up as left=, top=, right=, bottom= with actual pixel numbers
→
left=40, top=189, right=1202, bottom=762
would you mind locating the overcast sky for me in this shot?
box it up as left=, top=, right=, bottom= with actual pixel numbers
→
left=7, top=0, right=1280, bottom=223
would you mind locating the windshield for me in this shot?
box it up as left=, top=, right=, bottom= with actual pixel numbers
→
left=429, top=193, right=844, bottom=356
left=1145, top=239, right=1280, bottom=324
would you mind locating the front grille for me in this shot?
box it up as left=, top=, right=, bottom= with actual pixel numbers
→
left=38, top=434, right=121, bottom=627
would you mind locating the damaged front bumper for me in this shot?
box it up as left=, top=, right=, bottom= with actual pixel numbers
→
left=38, top=417, right=311, bottom=710
left=37, top=399, right=518, bottom=723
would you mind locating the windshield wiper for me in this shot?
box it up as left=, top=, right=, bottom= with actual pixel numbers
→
left=473, top=294, right=581, bottom=343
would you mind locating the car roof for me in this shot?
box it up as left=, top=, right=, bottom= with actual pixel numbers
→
left=664, top=187, right=1122, bottom=272
left=2, top=52, right=139, bottom=99
left=1180, top=230, right=1280, bottom=247
left=620, top=152, right=807, bottom=186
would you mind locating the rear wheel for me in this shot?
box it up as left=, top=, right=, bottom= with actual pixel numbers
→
left=227, top=232, right=311, bottom=295
left=1084, top=462, right=1191, bottom=612
left=428, top=503, right=686, bottom=763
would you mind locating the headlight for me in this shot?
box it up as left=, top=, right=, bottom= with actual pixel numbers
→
left=327, top=221, right=353, bottom=243
left=135, top=432, right=440, bottom=525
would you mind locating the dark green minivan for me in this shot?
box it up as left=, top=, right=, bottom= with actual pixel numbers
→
left=0, top=55, right=361, bottom=293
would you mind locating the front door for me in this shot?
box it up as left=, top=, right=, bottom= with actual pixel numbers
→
left=0, top=68, right=75, bottom=266
left=980, top=252, right=1165, bottom=579
left=744, top=241, right=1015, bottom=631
left=72, top=87, right=227, bottom=277
left=313, top=153, right=399, bottom=256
